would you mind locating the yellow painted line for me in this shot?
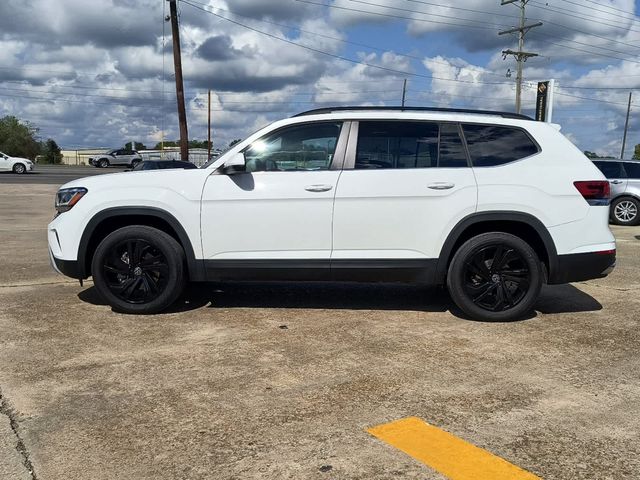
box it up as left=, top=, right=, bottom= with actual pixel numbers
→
left=367, top=417, right=540, bottom=480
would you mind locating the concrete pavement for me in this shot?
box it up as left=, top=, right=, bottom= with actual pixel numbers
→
left=0, top=183, right=639, bottom=479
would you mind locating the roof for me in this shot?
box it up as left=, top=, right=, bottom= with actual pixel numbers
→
left=293, top=106, right=533, bottom=121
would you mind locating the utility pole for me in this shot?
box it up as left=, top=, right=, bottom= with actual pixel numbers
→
left=401, top=79, right=407, bottom=108
left=499, top=0, right=542, bottom=114
left=207, top=89, right=212, bottom=161
left=621, top=91, right=632, bottom=159
left=168, top=0, right=189, bottom=162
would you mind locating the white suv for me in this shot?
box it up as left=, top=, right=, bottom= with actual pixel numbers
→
left=48, top=107, right=616, bottom=321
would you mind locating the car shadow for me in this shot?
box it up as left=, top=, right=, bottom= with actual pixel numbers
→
left=635, top=235, right=640, bottom=241
left=78, top=281, right=602, bottom=322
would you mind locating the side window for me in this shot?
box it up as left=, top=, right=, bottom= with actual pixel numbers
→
left=462, top=124, right=539, bottom=167
left=594, top=161, right=625, bottom=179
left=623, top=162, right=640, bottom=179
left=355, top=121, right=468, bottom=170
left=244, top=122, right=342, bottom=173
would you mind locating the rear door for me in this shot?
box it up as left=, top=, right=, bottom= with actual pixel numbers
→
left=622, top=162, right=640, bottom=194
left=594, top=161, right=627, bottom=197
left=331, top=120, right=477, bottom=281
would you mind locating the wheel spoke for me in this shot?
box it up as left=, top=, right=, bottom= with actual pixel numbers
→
left=472, top=282, right=498, bottom=304
left=467, top=256, right=491, bottom=281
left=104, top=264, right=129, bottom=275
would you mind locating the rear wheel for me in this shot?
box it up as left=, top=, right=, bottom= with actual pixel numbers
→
left=611, top=197, right=639, bottom=226
left=12, top=163, right=26, bottom=174
left=91, top=226, right=185, bottom=314
left=99, top=158, right=109, bottom=168
left=130, top=159, right=141, bottom=169
left=447, top=232, right=543, bottom=322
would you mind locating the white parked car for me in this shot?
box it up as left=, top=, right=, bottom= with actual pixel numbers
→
left=48, top=107, right=616, bottom=321
left=0, top=151, right=35, bottom=174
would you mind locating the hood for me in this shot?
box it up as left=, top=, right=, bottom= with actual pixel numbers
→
left=11, top=156, right=32, bottom=163
left=58, top=167, right=208, bottom=193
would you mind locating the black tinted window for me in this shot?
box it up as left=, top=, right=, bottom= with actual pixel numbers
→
left=594, top=161, right=625, bottom=179
left=355, top=121, right=467, bottom=169
left=463, top=124, right=538, bottom=167
left=623, top=162, right=640, bottom=179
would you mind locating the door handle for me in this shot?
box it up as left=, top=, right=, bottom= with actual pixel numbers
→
left=305, top=184, right=333, bottom=192
left=611, top=180, right=624, bottom=184
left=428, top=182, right=455, bottom=190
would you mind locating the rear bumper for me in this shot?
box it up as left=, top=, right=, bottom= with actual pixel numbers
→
left=548, top=251, right=616, bottom=284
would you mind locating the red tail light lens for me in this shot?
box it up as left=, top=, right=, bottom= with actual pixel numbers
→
left=574, top=181, right=610, bottom=206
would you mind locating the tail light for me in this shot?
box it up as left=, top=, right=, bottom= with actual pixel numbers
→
left=574, top=181, right=610, bottom=206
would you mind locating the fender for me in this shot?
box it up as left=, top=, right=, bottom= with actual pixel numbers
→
left=435, top=211, right=559, bottom=283
left=77, top=207, right=205, bottom=281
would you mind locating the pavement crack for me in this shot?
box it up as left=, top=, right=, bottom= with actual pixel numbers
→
left=0, top=386, right=38, bottom=480
left=0, top=280, right=91, bottom=289
left=576, top=282, right=636, bottom=292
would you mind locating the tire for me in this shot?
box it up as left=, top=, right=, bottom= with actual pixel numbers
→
left=446, top=232, right=543, bottom=322
left=12, top=163, right=26, bottom=174
left=130, top=159, right=141, bottom=169
left=610, top=197, right=640, bottom=226
left=91, top=226, right=186, bottom=314
left=99, top=158, right=110, bottom=168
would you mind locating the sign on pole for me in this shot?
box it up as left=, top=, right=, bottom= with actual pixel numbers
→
left=535, top=80, right=555, bottom=122
left=535, top=81, right=549, bottom=122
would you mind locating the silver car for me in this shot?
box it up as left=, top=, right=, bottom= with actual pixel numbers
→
left=593, top=159, right=640, bottom=226
left=89, top=149, right=142, bottom=168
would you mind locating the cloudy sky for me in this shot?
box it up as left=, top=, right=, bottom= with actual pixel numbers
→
left=1, top=0, right=640, bottom=156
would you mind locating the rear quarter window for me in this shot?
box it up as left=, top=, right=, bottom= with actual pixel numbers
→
left=594, top=161, right=625, bottom=179
left=462, top=124, right=539, bottom=167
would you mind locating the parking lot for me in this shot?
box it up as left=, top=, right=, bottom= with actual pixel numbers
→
left=1, top=182, right=639, bottom=479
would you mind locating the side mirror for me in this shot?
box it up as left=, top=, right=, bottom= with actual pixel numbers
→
left=222, top=152, right=246, bottom=175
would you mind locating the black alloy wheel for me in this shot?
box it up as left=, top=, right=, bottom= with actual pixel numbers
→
left=102, top=239, right=169, bottom=304
left=447, top=232, right=543, bottom=322
left=92, top=226, right=185, bottom=314
left=462, top=244, right=530, bottom=312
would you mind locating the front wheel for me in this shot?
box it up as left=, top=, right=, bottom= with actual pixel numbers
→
left=91, top=226, right=186, bottom=314
left=13, top=163, right=26, bottom=174
left=446, top=232, right=543, bottom=322
left=98, top=158, right=110, bottom=168
left=611, top=197, right=640, bottom=226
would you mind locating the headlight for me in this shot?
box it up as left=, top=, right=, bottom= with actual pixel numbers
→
left=55, top=187, right=87, bottom=213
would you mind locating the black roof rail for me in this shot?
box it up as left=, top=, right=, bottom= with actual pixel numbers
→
left=292, top=106, right=533, bottom=121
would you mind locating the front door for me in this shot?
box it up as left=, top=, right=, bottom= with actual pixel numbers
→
left=0, top=153, right=10, bottom=171
left=200, top=121, right=348, bottom=281
left=331, top=120, right=478, bottom=282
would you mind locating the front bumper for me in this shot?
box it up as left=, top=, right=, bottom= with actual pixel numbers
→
left=548, top=251, right=616, bottom=284
left=49, top=248, right=82, bottom=279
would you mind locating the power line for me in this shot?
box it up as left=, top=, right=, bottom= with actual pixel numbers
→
left=296, top=0, right=496, bottom=30
left=185, top=0, right=508, bottom=78
left=563, top=0, right=637, bottom=17
left=181, top=0, right=516, bottom=87
left=343, top=0, right=640, bottom=60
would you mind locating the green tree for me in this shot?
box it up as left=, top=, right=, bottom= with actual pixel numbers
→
left=124, top=141, right=147, bottom=151
left=0, top=116, right=41, bottom=159
left=633, top=144, right=640, bottom=160
left=228, top=139, right=242, bottom=148
left=40, top=139, right=63, bottom=164
left=153, top=141, right=178, bottom=149
left=584, top=150, right=615, bottom=159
